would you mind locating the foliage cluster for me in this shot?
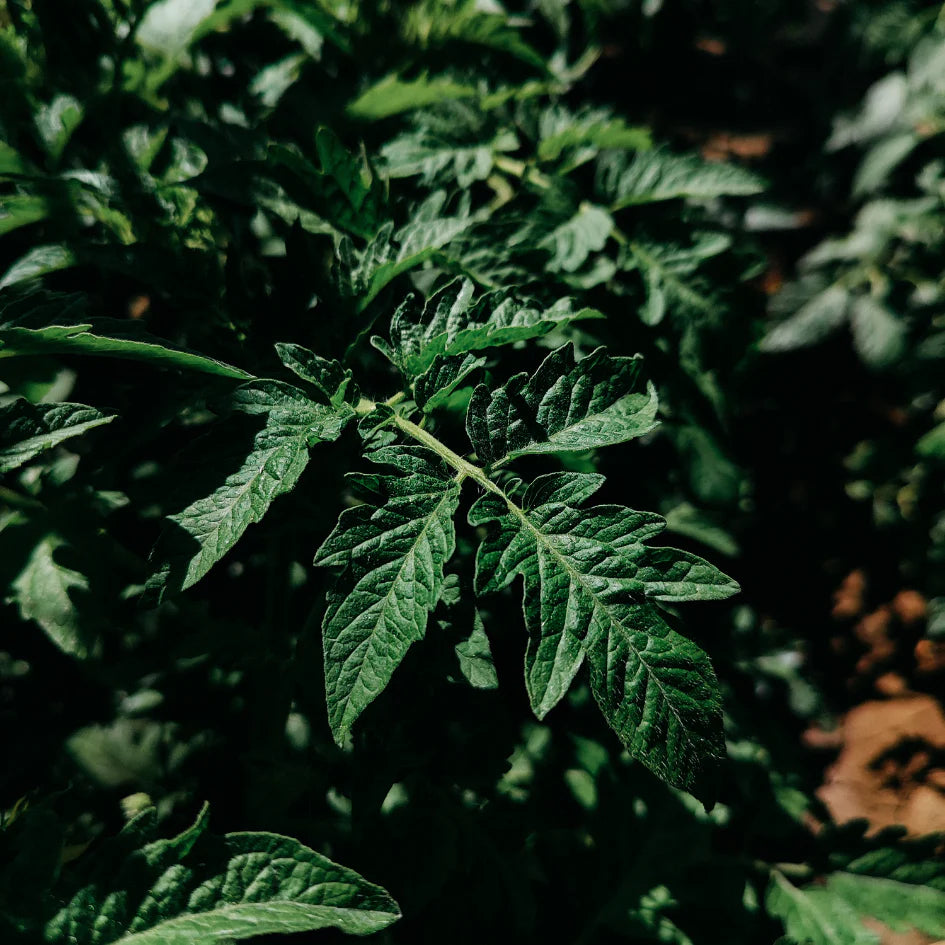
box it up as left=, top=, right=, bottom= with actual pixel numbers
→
left=2, top=1, right=944, bottom=944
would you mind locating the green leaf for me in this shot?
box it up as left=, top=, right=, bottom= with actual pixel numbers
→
left=623, top=235, right=731, bottom=326
left=0, top=245, right=78, bottom=290
left=0, top=141, right=31, bottom=176
left=761, top=283, right=851, bottom=353
left=849, top=296, right=907, bottom=369
left=826, top=872, right=945, bottom=939
left=824, top=841, right=945, bottom=939
left=380, top=128, right=516, bottom=188
left=466, top=344, right=659, bottom=465
left=766, top=872, right=876, bottom=945
left=917, top=421, right=945, bottom=459
left=597, top=148, right=764, bottom=209
left=0, top=400, right=115, bottom=473
left=537, top=107, right=652, bottom=166
left=10, top=534, right=94, bottom=659
left=314, top=446, right=460, bottom=743
left=44, top=806, right=400, bottom=944
left=404, top=0, right=547, bottom=70
left=151, top=382, right=353, bottom=595
left=268, top=128, right=386, bottom=240
left=539, top=203, right=614, bottom=273
left=0, top=325, right=252, bottom=379
left=135, top=0, right=217, bottom=58
left=454, top=609, right=499, bottom=689
left=414, top=352, right=485, bottom=412
left=0, top=195, right=49, bottom=236
left=470, top=472, right=731, bottom=797
left=274, top=343, right=356, bottom=407
left=348, top=73, right=477, bottom=120
left=376, top=278, right=602, bottom=376
left=34, top=94, right=83, bottom=162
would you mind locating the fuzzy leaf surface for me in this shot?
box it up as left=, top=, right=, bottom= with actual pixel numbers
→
left=0, top=400, right=115, bottom=473
left=375, top=278, right=601, bottom=376
left=44, top=806, right=400, bottom=944
left=314, top=447, right=460, bottom=743
left=470, top=472, right=734, bottom=796
left=466, top=344, right=658, bottom=465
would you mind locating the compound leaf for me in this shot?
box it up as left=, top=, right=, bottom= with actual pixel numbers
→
left=466, top=344, right=658, bottom=465
left=470, top=472, right=733, bottom=797
left=0, top=400, right=115, bottom=473
left=314, top=446, right=460, bottom=743
left=45, top=806, right=400, bottom=944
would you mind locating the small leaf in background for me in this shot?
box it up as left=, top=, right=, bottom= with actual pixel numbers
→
left=10, top=534, right=95, bottom=659
left=540, top=202, right=613, bottom=273
left=454, top=609, right=499, bottom=690
left=348, top=73, right=477, bottom=120
left=135, top=0, right=217, bottom=58
left=597, top=148, right=764, bottom=209
left=849, top=295, right=906, bottom=369
left=0, top=400, right=114, bottom=473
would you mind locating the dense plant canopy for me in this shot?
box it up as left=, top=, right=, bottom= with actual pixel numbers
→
left=2, top=1, right=945, bottom=943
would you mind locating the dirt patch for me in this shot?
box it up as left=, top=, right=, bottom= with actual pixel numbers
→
left=817, top=696, right=945, bottom=836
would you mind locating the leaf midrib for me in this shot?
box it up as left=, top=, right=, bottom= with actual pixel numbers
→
left=331, top=483, right=457, bottom=731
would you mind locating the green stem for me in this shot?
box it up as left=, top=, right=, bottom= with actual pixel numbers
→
left=391, top=413, right=502, bottom=496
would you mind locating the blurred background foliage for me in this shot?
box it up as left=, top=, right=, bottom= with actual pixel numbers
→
left=2, top=0, right=945, bottom=943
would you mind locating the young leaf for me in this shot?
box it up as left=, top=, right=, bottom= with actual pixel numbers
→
left=314, top=446, right=460, bottom=743
left=470, top=472, right=734, bottom=797
left=414, top=352, right=485, bottom=412
left=150, top=382, right=353, bottom=596
left=45, top=806, right=401, bottom=944
left=274, top=343, right=356, bottom=407
left=597, top=148, right=764, bottom=209
left=466, top=344, right=658, bottom=465
left=0, top=324, right=252, bottom=379
left=454, top=609, right=499, bottom=690
left=375, top=278, right=602, bottom=376
left=0, top=400, right=115, bottom=473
